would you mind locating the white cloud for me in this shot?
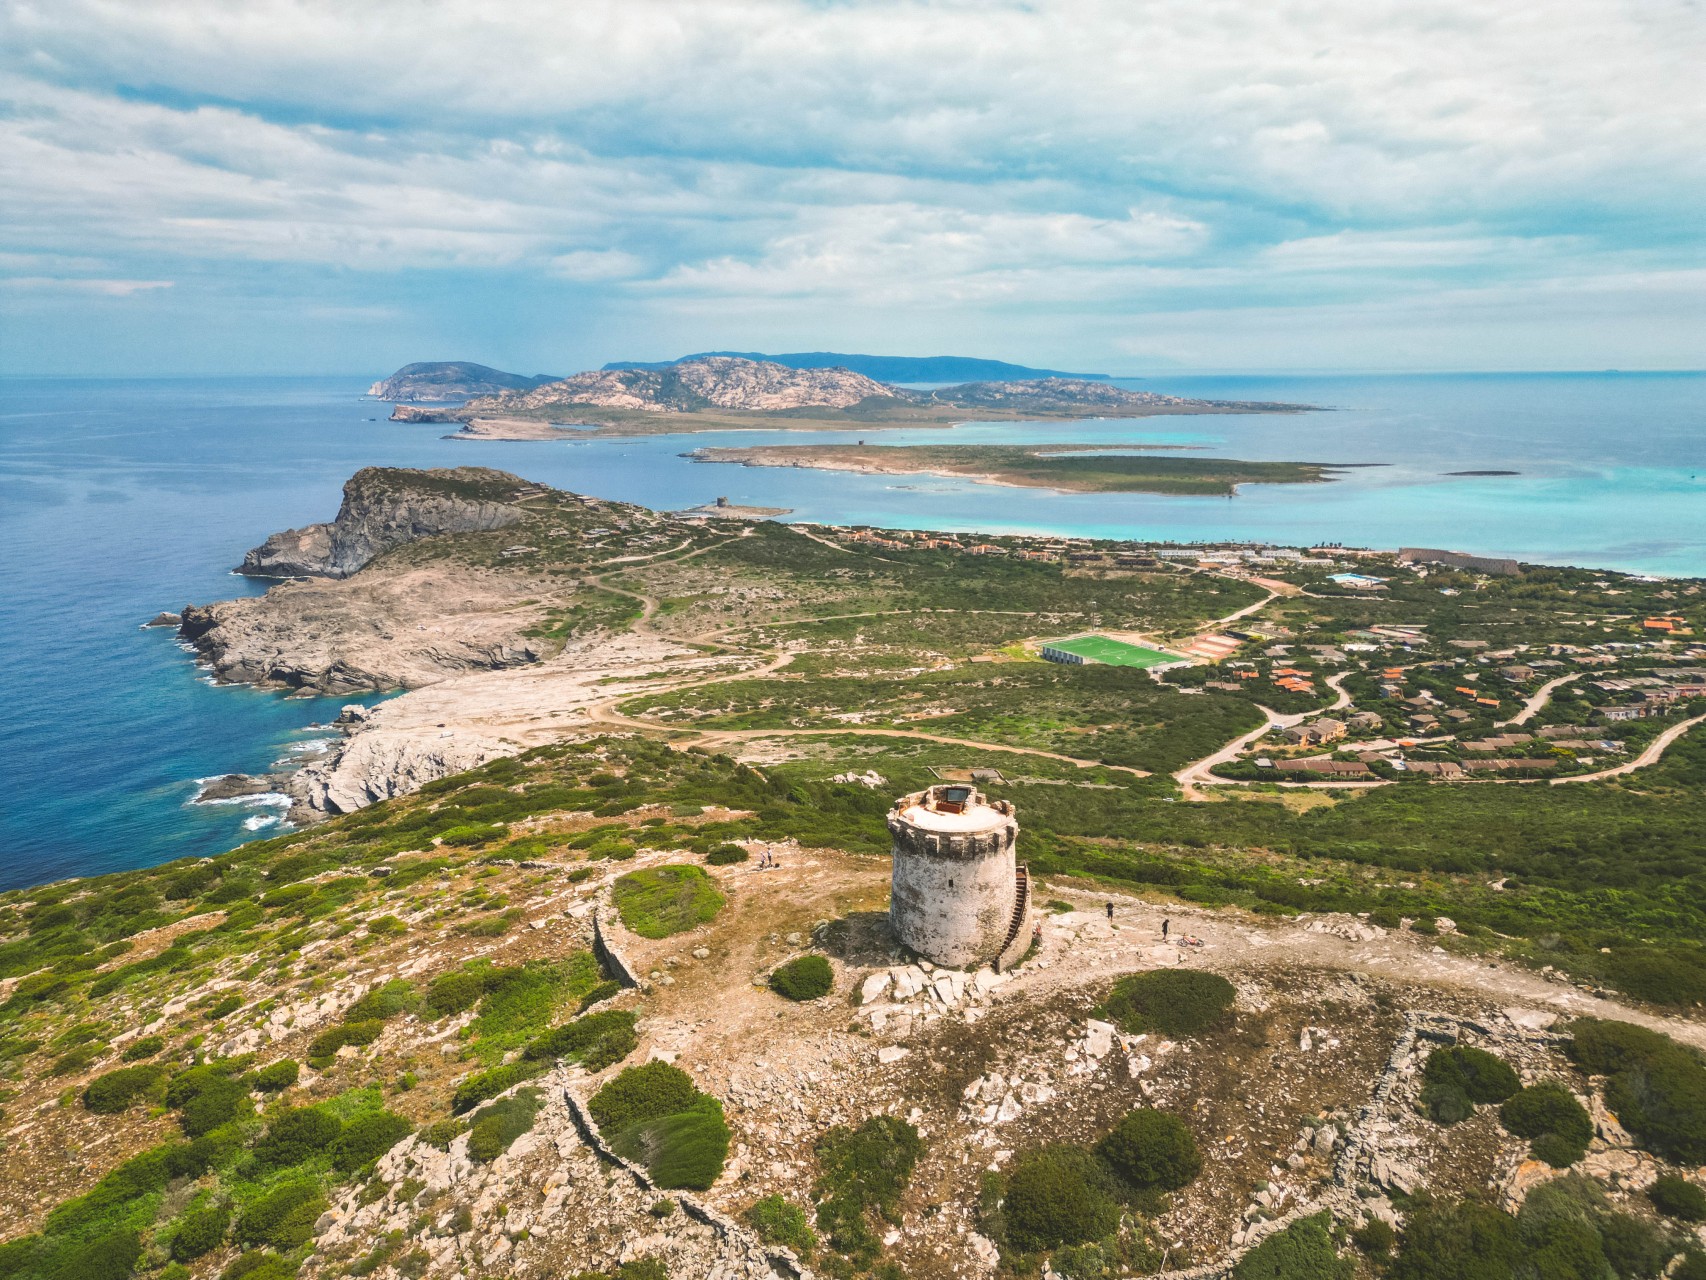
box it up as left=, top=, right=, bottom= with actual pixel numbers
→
left=0, top=275, right=173, bottom=295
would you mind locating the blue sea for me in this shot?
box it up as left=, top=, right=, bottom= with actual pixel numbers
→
left=2, top=371, right=1702, bottom=890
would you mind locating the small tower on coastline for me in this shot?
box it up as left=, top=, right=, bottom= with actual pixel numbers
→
left=887, top=785, right=1030, bottom=970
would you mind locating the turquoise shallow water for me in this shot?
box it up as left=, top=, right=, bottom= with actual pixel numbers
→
left=0, top=371, right=1701, bottom=889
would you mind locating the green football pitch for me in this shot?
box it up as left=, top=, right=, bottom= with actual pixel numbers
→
left=1045, top=635, right=1178, bottom=667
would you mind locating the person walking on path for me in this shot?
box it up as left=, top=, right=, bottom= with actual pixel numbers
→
left=1162, top=918, right=1170, bottom=940
left=1105, top=902, right=1114, bottom=921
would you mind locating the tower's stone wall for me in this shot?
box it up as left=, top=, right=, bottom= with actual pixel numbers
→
left=887, top=787, right=1020, bottom=969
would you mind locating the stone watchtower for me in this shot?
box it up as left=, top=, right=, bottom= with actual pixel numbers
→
left=887, top=785, right=1031, bottom=971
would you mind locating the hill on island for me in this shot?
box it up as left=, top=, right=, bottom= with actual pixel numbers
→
left=602, top=350, right=1109, bottom=382
left=367, top=361, right=561, bottom=402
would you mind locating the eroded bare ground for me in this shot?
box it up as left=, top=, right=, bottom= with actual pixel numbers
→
left=22, top=833, right=1682, bottom=1278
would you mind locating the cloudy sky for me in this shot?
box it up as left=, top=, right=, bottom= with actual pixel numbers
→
left=2, top=0, right=1702, bottom=376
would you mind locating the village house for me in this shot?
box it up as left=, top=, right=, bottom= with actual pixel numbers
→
left=1282, top=717, right=1347, bottom=747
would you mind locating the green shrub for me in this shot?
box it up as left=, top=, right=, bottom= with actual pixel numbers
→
left=472, top=956, right=602, bottom=1046
left=1421, top=1082, right=1475, bottom=1126
left=122, top=1035, right=165, bottom=1062
left=425, top=970, right=486, bottom=1018
left=611, top=1103, right=731, bottom=1190
left=578, top=979, right=623, bottom=1012
left=235, top=1180, right=326, bottom=1251
left=307, top=1019, right=384, bottom=1068
left=1605, top=950, right=1706, bottom=1007
left=452, top=1061, right=547, bottom=1113
left=1095, top=1107, right=1201, bottom=1191
left=467, top=1089, right=545, bottom=1163
left=1649, top=1175, right=1706, bottom=1223
left=221, top=1250, right=298, bottom=1280
left=589, top=1061, right=702, bottom=1133
left=169, top=1204, right=230, bottom=1261
left=169, top=1066, right=254, bottom=1136
left=705, top=845, right=749, bottom=865
left=523, top=1009, right=638, bottom=1072
left=768, top=955, right=833, bottom=1002
left=1000, top=1146, right=1121, bottom=1253
left=252, top=1059, right=299, bottom=1092
left=1677, top=1252, right=1706, bottom=1280
left=1598, top=1212, right=1671, bottom=1280
left=344, top=980, right=419, bottom=1023
left=205, top=993, right=243, bottom=1021
left=459, top=909, right=524, bottom=937
left=1389, top=1197, right=1519, bottom=1280
left=50, top=1043, right=102, bottom=1075
left=1231, top=1212, right=1351, bottom=1280
left=744, top=1194, right=816, bottom=1257
left=1351, top=1218, right=1396, bottom=1258
left=83, top=1064, right=167, bottom=1114
left=611, top=865, right=725, bottom=939
left=419, top=1118, right=467, bottom=1150
left=1569, top=1020, right=1706, bottom=1164
left=253, top=1106, right=342, bottom=1169
left=332, top=1111, right=414, bottom=1172
left=1099, top=969, right=1235, bottom=1037
left=1425, top=1045, right=1520, bottom=1105
left=1501, top=1083, right=1593, bottom=1167
left=813, top=1115, right=924, bottom=1264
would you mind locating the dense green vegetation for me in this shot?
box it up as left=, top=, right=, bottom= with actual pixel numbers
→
left=1099, top=970, right=1236, bottom=1037
left=743, top=1194, right=817, bottom=1258
left=590, top=1062, right=730, bottom=1191
left=1230, top=1212, right=1350, bottom=1280
left=768, top=955, right=834, bottom=1001
left=1567, top=1020, right=1706, bottom=1163
left=610, top=865, right=725, bottom=939
left=1500, top=1082, right=1594, bottom=1168
left=1421, top=1044, right=1519, bottom=1125
left=811, top=1115, right=924, bottom=1269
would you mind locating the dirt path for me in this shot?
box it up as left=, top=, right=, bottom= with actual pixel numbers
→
left=1498, top=672, right=1581, bottom=727
left=1554, top=712, right=1705, bottom=784
left=1172, top=672, right=1365, bottom=799
left=1031, top=882, right=1706, bottom=1052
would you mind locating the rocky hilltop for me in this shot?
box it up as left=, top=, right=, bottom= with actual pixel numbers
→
left=367, top=361, right=559, bottom=402
left=462, top=355, right=905, bottom=415
left=604, top=350, right=1109, bottom=382
left=236, top=466, right=526, bottom=578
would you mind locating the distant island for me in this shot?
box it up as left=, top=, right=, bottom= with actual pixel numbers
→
left=374, top=355, right=1313, bottom=436
left=689, top=442, right=1339, bottom=496
left=366, top=361, right=560, bottom=402
left=601, top=350, right=1110, bottom=382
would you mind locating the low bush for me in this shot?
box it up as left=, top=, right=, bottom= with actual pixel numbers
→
left=168, top=1065, right=254, bottom=1136
left=204, top=994, right=243, bottom=1021
left=83, top=1064, right=167, bottom=1114
left=1649, top=1175, right=1706, bottom=1223
left=332, top=1111, right=413, bottom=1172
left=1000, top=1145, right=1122, bottom=1253
left=705, top=845, right=749, bottom=865
left=122, top=1035, right=166, bottom=1062
left=1568, top=1019, right=1706, bottom=1164
left=1389, top=1197, right=1519, bottom=1280
left=768, top=955, right=833, bottom=1002
left=1351, top=1218, right=1396, bottom=1258
left=744, top=1194, right=816, bottom=1257
left=1500, top=1082, right=1593, bottom=1167
left=1231, top=1211, right=1351, bottom=1280
left=459, top=909, right=524, bottom=937
left=220, top=1250, right=298, bottom=1280
left=589, top=1061, right=702, bottom=1132
left=1605, top=949, right=1706, bottom=1007
left=169, top=1204, right=230, bottom=1261
left=611, top=865, right=725, bottom=939
left=523, top=1009, right=638, bottom=1072
left=253, top=1106, right=342, bottom=1169
left=1099, top=969, right=1235, bottom=1037
left=307, top=1019, right=384, bottom=1069
left=592, top=1063, right=731, bottom=1191
left=468, top=1089, right=545, bottom=1163
left=611, top=1103, right=731, bottom=1190
left=452, top=1061, right=546, bottom=1113
left=235, top=1180, right=326, bottom=1251
left=252, top=1059, right=299, bottom=1092
left=1094, top=1108, right=1201, bottom=1192
left=1424, top=1045, right=1520, bottom=1104
left=344, top=980, right=419, bottom=1023
left=425, top=970, right=485, bottom=1018
left=813, top=1115, right=924, bottom=1264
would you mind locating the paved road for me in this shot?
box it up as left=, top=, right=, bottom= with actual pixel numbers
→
left=1553, top=713, right=1705, bottom=784
left=1498, top=672, right=1581, bottom=727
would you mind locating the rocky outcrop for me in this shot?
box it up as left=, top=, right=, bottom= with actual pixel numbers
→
left=236, top=466, right=526, bottom=578
left=367, top=361, right=558, bottom=402
left=290, top=725, right=513, bottom=817
left=463, top=356, right=906, bottom=416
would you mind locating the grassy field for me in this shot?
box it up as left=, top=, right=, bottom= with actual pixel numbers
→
left=1044, top=635, right=1179, bottom=667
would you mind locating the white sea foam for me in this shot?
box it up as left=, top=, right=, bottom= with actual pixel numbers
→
left=190, top=789, right=293, bottom=809
left=244, top=814, right=281, bottom=831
